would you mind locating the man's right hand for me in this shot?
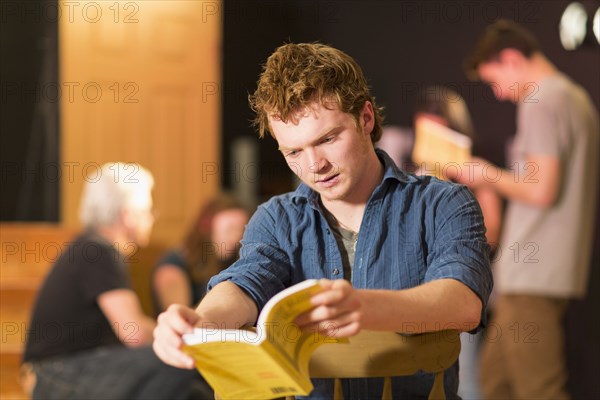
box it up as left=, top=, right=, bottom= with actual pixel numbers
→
left=152, top=304, right=200, bottom=369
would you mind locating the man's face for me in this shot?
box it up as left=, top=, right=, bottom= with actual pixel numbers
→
left=124, top=189, right=155, bottom=247
left=270, top=101, right=375, bottom=204
left=478, top=60, right=521, bottom=103
left=211, top=208, right=249, bottom=263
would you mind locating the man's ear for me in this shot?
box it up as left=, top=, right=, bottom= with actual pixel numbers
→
left=361, top=101, right=375, bottom=136
left=119, top=208, right=133, bottom=230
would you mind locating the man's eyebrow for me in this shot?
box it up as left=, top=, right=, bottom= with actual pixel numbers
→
left=278, top=126, right=342, bottom=152
left=313, top=126, right=343, bottom=143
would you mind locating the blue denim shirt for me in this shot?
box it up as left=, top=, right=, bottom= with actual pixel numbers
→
left=209, top=150, right=492, bottom=399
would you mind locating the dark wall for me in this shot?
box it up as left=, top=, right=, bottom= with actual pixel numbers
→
left=222, top=1, right=600, bottom=398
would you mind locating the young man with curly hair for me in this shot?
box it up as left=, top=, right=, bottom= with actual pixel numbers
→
left=153, top=43, right=493, bottom=398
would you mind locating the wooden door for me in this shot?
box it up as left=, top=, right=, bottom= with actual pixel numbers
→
left=60, top=0, right=222, bottom=246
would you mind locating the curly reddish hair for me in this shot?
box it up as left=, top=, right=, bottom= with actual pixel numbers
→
left=249, top=42, right=384, bottom=144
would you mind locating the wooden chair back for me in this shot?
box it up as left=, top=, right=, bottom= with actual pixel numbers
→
left=305, top=329, right=461, bottom=400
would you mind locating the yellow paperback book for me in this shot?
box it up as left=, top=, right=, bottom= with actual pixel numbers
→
left=412, top=118, right=472, bottom=180
left=182, top=279, right=346, bottom=400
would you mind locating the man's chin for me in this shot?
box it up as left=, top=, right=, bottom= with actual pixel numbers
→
left=317, top=189, right=347, bottom=203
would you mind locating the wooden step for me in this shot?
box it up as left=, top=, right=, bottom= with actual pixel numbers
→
left=1, top=223, right=76, bottom=400
left=0, top=351, right=29, bottom=399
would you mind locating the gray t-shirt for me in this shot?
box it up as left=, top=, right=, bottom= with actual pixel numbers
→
left=322, top=207, right=357, bottom=282
left=495, top=73, right=599, bottom=298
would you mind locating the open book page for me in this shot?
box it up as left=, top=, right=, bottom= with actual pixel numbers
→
left=258, top=279, right=348, bottom=380
left=183, top=279, right=322, bottom=347
left=412, top=118, right=472, bottom=179
left=258, top=280, right=325, bottom=365
left=184, top=340, right=310, bottom=399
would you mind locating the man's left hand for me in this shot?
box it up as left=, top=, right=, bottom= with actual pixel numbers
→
left=295, top=279, right=363, bottom=338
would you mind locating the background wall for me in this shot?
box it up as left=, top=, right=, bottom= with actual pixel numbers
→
left=59, top=0, right=222, bottom=246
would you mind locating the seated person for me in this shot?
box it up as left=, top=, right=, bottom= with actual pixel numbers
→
left=22, top=162, right=211, bottom=400
left=152, top=194, right=249, bottom=312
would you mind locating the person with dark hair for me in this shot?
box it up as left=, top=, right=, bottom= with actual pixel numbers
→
left=464, top=19, right=541, bottom=81
left=378, top=85, right=475, bottom=173
left=413, top=85, right=475, bottom=139
left=455, top=19, right=599, bottom=400
left=152, top=194, right=249, bottom=312
left=22, top=163, right=211, bottom=399
left=153, top=43, right=493, bottom=399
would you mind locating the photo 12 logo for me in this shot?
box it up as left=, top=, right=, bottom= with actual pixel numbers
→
left=1, top=161, right=142, bottom=185
left=0, top=1, right=140, bottom=24
left=1, top=81, right=140, bottom=104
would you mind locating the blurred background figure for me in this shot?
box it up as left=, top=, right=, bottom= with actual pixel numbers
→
left=458, top=20, right=599, bottom=400
left=413, top=85, right=475, bottom=161
left=378, top=85, right=476, bottom=175
left=376, top=125, right=414, bottom=171
left=414, top=84, right=475, bottom=137
left=152, top=193, right=250, bottom=312
left=22, top=162, right=211, bottom=399
left=379, top=85, right=503, bottom=399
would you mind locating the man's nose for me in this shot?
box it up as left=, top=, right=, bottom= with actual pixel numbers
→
left=307, top=150, right=328, bottom=174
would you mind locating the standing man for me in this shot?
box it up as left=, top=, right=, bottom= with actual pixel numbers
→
left=23, top=162, right=210, bottom=399
left=154, top=43, right=493, bottom=398
left=459, top=20, right=599, bottom=399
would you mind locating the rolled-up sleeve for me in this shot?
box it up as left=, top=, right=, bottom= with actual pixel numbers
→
left=424, top=184, right=493, bottom=330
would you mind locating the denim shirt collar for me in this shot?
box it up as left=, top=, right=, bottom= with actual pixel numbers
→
left=291, top=148, right=413, bottom=208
